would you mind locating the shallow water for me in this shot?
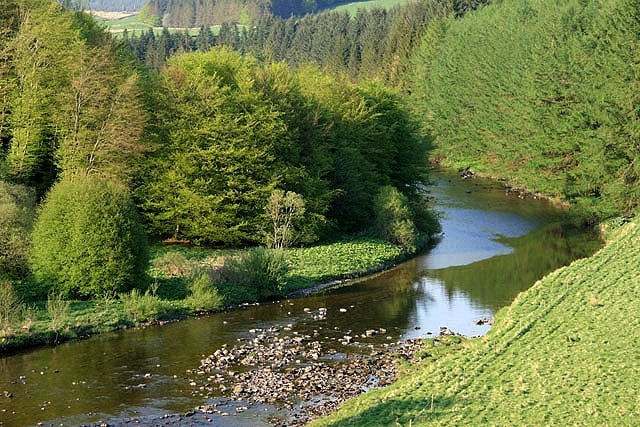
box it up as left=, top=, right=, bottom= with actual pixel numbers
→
left=0, top=169, right=601, bottom=426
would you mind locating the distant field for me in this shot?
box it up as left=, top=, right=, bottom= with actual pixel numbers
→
left=330, top=0, right=416, bottom=13
left=95, top=12, right=220, bottom=36
left=95, top=0, right=416, bottom=35
left=94, top=12, right=151, bottom=33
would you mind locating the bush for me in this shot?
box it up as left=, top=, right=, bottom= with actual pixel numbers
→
left=223, top=247, right=289, bottom=299
left=372, top=185, right=420, bottom=253
left=184, top=272, right=224, bottom=312
left=120, top=285, right=173, bottom=322
left=31, top=175, right=149, bottom=299
left=46, top=292, right=70, bottom=334
left=0, top=181, right=36, bottom=282
left=0, top=279, right=24, bottom=337
left=263, top=189, right=306, bottom=249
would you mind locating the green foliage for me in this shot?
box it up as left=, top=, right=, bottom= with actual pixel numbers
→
left=139, top=49, right=432, bottom=245
left=372, top=185, right=419, bottom=253
left=139, top=48, right=288, bottom=245
left=285, top=236, right=405, bottom=289
left=0, top=0, right=147, bottom=197
left=411, top=0, right=640, bottom=219
left=121, top=0, right=455, bottom=84
left=119, top=285, right=174, bottom=322
left=223, top=247, right=290, bottom=299
left=0, top=279, right=24, bottom=337
left=151, top=251, right=194, bottom=277
left=0, top=181, right=36, bottom=281
left=31, top=175, right=149, bottom=299
left=46, top=292, right=70, bottom=333
left=264, top=189, right=306, bottom=248
left=184, top=272, right=224, bottom=311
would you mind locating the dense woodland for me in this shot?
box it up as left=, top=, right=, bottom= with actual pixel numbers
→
left=1, top=0, right=437, bottom=300
left=1, top=0, right=639, bottom=301
left=411, top=0, right=640, bottom=220
left=125, top=0, right=465, bottom=83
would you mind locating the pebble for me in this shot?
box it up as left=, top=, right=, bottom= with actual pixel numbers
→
left=191, top=323, right=429, bottom=426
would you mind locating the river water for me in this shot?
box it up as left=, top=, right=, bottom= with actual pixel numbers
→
left=0, top=169, right=601, bottom=426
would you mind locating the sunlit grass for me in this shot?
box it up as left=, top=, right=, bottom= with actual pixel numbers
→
left=311, top=218, right=640, bottom=426
left=330, top=0, right=417, bottom=14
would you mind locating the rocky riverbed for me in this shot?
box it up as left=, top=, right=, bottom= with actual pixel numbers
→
left=180, top=307, right=457, bottom=426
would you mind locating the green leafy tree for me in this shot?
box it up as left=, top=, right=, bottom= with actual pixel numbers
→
left=264, top=189, right=306, bottom=248
left=4, top=0, right=74, bottom=195
left=0, top=181, right=36, bottom=282
left=372, top=185, right=419, bottom=253
left=31, top=175, right=148, bottom=299
left=139, top=49, right=290, bottom=245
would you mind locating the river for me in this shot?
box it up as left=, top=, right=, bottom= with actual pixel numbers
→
left=0, top=169, right=601, bottom=426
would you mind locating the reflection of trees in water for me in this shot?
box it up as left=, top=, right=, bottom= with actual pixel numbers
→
left=318, top=260, right=425, bottom=332
left=422, top=222, right=602, bottom=312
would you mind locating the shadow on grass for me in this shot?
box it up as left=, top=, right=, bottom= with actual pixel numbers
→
left=319, top=394, right=461, bottom=426
left=155, top=276, right=189, bottom=300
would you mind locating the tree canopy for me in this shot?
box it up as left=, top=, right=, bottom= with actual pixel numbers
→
left=137, top=48, right=437, bottom=245
left=411, top=0, right=640, bottom=220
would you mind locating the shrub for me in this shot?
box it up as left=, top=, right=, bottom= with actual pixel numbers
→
left=184, top=272, right=224, bottom=312
left=0, top=181, right=36, bottom=282
left=31, top=175, right=149, bottom=299
left=263, top=189, right=306, bottom=248
left=223, top=247, right=289, bottom=299
left=372, top=185, right=420, bottom=253
left=119, top=285, right=173, bottom=322
left=0, top=279, right=24, bottom=337
left=46, top=292, right=70, bottom=334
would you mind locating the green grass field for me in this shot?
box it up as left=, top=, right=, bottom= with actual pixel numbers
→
left=311, top=217, right=640, bottom=426
left=95, top=13, right=221, bottom=36
left=330, top=0, right=416, bottom=14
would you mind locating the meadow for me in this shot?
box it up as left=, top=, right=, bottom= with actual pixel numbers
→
left=330, top=0, right=416, bottom=14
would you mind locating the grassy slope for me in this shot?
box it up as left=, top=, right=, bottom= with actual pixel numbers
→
left=98, top=0, right=413, bottom=33
left=312, top=218, right=640, bottom=426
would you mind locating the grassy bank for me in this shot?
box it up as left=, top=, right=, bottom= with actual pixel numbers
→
left=0, top=236, right=405, bottom=354
left=310, top=216, right=640, bottom=426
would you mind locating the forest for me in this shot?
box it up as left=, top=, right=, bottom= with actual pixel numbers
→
left=1, top=0, right=439, bottom=303
left=411, top=0, right=640, bottom=221
left=124, top=0, right=465, bottom=83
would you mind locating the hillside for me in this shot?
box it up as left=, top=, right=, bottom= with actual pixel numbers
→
left=311, top=215, right=640, bottom=426
left=411, top=0, right=640, bottom=221
left=87, top=0, right=146, bottom=11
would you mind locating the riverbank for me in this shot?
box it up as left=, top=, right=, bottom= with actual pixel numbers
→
left=310, top=215, right=640, bottom=426
left=0, top=236, right=407, bottom=354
